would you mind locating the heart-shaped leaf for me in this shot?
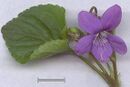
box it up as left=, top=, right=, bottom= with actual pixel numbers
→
left=1, top=4, right=70, bottom=63
left=30, top=40, right=70, bottom=60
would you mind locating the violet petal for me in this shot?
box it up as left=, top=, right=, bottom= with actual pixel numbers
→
left=107, top=34, right=127, bottom=55
left=75, top=35, right=95, bottom=55
left=78, top=11, right=103, bottom=34
left=101, top=4, right=122, bottom=31
left=92, top=39, right=113, bottom=62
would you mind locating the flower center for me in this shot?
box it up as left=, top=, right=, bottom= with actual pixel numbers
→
left=93, top=31, right=109, bottom=46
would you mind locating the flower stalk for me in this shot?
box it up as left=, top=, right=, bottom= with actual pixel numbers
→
left=77, top=54, right=120, bottom=87
left=110, top=53, right=120, bottom=87
left=88, top=53, right=109, bottom=75
left=77, top=55, right=111, bottom=85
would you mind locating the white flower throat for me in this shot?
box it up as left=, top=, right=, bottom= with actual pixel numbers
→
left=93, top=31, right=109, bottom=46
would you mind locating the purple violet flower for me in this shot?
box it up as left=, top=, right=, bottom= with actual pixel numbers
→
left=75, top=4, right=127, bottom=62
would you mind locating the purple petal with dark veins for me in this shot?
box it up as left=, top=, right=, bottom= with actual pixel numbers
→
left=78, top=11, right=103, bottom=34
left=92, top=38, right=113, bottom=62
left=75, top=35, right=95, bottom=55
left=107, top=34, right=127, bottom=55
left=101, top=4, right=122, bottom=31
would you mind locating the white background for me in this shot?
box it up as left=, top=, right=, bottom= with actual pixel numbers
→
left=0, top=0, right=130, bottom=87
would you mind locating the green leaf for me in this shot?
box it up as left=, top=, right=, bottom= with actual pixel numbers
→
left=1, top=4, right=70, bottom=64
left=30, top=40, right=70, bottom=60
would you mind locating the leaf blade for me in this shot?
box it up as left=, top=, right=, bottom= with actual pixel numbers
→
left=30, top=40, right=70, bottom=60
left=1, top=4, right=69, bottom=63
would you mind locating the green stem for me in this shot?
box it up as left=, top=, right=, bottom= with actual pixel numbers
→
left=78, top=55, right=112, bottom=85
left=110, top=53, right=120, bottom=87
left=89, top=53, right=109, bottom=76
left=107, top=63, right=114, bottom=78
left=72, top=50, right=119, bottom=87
